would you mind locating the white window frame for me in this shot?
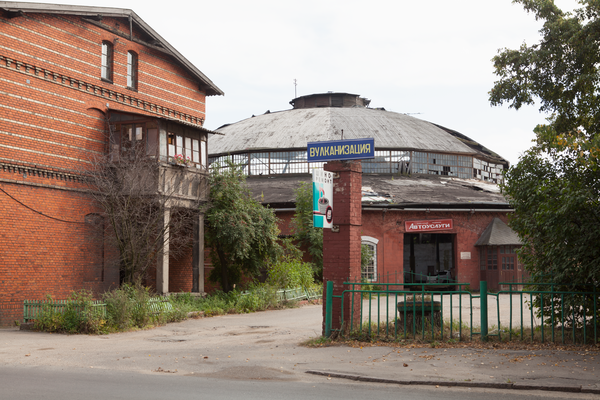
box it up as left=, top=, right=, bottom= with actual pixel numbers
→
left=127, top=51, right=138, bottom=89
left=167, top=132, right=207, bottom=169
left=101, top=41, right=113, bottom=81
left=361, top=236, right=379, bottom=282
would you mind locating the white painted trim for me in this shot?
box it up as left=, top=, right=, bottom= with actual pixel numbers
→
left=361, top=235, right=379, bottom=244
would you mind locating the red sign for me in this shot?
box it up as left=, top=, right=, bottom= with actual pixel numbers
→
left=405, top=219, right=453, bottom=232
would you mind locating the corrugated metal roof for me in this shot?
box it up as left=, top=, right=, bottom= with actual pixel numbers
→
left=244, top=174, right=509, bottom=207
left=475, top=218, right=522, bottom=246
left=0, top=1, right=223, bottom=96
left=211, top=108, right=480, bottom=156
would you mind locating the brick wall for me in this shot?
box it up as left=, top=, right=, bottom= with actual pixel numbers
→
left=322, top=161, right=362, bottom=334
left=361, top=210, right=510, bottom=291
left=0, top=179, right=120, bottom=325
left=169, top=245, right=194, bottom=293
left=0, top=11, right=208, bottom=325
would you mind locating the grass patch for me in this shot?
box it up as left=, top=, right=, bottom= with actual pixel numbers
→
left=302, top=336, right=335, bottom=347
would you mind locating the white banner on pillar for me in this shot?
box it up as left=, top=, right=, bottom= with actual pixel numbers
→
left=312, top=169, right=333, bottom=229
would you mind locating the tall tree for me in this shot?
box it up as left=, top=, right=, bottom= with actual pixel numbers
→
left=204, top=161, right=281, bottom=292
left=290, top=182, right=323, bottom=280
left=490, top=0, right=600, bottom=287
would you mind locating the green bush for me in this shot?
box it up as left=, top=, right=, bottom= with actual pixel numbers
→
left=171, top=284, right=283, bottom=316
left=237, top=284, right=279, bottom=312
left=34, top=291, right=106, bottom=334
left=103, top=283, right=154, bottom=330
left=267, top=259, right=314, bottom=289
left=103, top=286, right=133, bottom=330
left=33, top=295, right=65, bottom=333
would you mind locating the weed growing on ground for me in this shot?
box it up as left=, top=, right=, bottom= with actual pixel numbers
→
left=34, top=290, right=106, bottom=334
left=302, top=336, right=334, bottom=347
left=170, top=283, right=285, bottom=316
left=33, top=282, right=317, bottom=334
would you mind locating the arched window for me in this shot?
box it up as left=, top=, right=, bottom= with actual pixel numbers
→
left=127, top=51, right=138, bottom=89
left=361, top=236, right=379, bottom=282
left=101, top=41, right=113, bottom=81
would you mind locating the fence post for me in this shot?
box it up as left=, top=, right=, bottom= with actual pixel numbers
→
left=325, top=281, right=333, bottom=338
left=480, top=280, right=488, bottom=341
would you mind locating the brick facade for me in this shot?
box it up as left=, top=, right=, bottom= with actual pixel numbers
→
left=0, top=5, right=220, bottom=326
left=322, top=161, right=362, bottom=333
left=361, top=210, right=513, bottom=291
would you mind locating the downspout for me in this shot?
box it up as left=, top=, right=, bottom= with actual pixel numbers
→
left=129, top=15, right=133, bottom=41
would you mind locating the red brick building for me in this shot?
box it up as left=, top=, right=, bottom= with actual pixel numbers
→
left=0, top=3, right=222, bottom=326
left=209, top=92, right=524, bottom=292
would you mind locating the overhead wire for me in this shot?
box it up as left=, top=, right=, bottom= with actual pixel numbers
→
left=0, top=184, right=86, bottom=224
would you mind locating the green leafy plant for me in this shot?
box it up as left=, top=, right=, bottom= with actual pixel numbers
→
left=267, top=258, right=314, bottom=289
left=33, top=295, right=65, bottom=333
left=34, top=291, right=106, bottom=334
left=290, top=182, right=323, bottom=281
left=205, top=160, right=282, bottom=292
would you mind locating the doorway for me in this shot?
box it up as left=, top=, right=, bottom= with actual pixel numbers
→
left=403, top=233, right=455, bottom=286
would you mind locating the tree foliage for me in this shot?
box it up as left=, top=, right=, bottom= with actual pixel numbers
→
left=204, top=161, right=281, bottom=292
left=503, top=139, right=600, bottom=286
left=490, top=0, right=600, bottom=287
left=290, top=182, right=323, bottom=280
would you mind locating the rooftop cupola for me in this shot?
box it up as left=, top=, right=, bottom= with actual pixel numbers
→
left=289, top=92, right=371, bottom=109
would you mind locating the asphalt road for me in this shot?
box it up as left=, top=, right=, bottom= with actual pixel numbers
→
left=1, top=304, right=598, bottom=399
left=0, top=365, right=594, bottom=400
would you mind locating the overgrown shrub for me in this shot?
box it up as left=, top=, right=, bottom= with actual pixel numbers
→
left=33, top=295, right=65, bottom=333
left=103, top=283, right=153, bottom=329
left=171, top=284, right=283, bottom=316
left=267, top=259, right=314, bottom=289
left=34, top=290, right=105, bottom=334
left=103, top=285, right=133, bottom=330
left=237, top=284, right=279, bottom=312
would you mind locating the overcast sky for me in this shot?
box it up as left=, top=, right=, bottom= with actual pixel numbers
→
left=28, top=0, right=580, bottom=165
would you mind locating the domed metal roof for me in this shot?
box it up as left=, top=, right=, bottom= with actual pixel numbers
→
left=210, top=93, right=506, bottom=165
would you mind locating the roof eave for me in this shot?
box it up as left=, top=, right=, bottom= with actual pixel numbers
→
left=0, top=2, right=224, bottom=96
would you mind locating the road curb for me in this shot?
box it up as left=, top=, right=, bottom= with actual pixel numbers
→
left=305, top=370, right=600, bottom=394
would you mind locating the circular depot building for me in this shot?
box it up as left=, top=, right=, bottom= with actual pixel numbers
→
left=209, top=92, right=524, bottom=291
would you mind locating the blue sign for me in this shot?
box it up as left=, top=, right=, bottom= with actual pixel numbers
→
left=307, top=138, right=375, bottom=162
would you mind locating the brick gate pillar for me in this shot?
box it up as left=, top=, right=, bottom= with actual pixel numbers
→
left=322, top=160, right=362, bottom=335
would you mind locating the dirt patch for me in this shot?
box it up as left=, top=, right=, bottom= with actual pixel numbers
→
left=186, top=366, right=297, bottom=381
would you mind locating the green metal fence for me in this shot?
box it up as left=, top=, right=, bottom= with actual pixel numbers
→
left=23, top=296, right=173, bottom=323
left=497, top=282, right=598, bottom=344
left=241, top=287, right=322, bottom=303
left=23, top=299, right=107, bottom=322
left=324, top=280, right=600, bottom=345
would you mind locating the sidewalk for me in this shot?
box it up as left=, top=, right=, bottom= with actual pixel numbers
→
left=1, top=304, right=598, bottom=394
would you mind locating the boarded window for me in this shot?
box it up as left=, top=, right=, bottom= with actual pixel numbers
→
left=84, top=214, right=104, bottom=282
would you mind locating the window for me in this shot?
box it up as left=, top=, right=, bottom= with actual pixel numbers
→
left=127, top=51, right=138, bottom=89
left=124, top=124, right=143, bottom=147
left=487, top=248, right=497, bottom=270
left=480, top=246, right=498, bottom=270
left=110, top=122, right=146, bottom=160
left=101, top=41, right=113, bottom=81
left=502, top=255, right=515, bottom=270
left=168, top=132, right=206, bottom=168
left=361, top=236, right=379, bottom=282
